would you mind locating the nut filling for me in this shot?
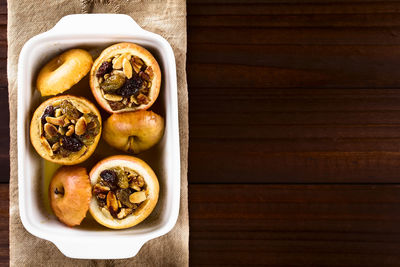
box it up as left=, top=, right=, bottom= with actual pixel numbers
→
left=93, top=167, right=148, bottom=219
left=96, top=54, right=154, bottom=111
left=40, top=100, right=101, bottom=158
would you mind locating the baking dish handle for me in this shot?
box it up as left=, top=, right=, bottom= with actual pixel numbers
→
left=54, top=239, right=146, bottom=259
left=50, top=14, right=145, bottom=35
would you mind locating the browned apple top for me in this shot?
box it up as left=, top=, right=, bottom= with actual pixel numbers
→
left=96, top=53, right=154, bottom=111
left=93, top=167, right=148, bottom=220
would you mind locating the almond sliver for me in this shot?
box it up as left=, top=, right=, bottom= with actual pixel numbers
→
left=123, top=58, right=133, bottom=79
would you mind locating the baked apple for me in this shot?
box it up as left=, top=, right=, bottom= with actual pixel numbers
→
left=49, top=166, right=92, bottom=227
left=30, top=95, right=102, bottom=165
left=102, top=110, right=164, bottom=154
left=37, top=49, right=93, bottom=96
left=89, top=155, right=159, bottom=229
left=89, top=42, right=161, bottom=113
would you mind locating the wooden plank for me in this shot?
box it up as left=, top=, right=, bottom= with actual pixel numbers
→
left=188, top=87, right=400, bottom=183
left=188, top=1, right=400, bottom=15
left=188, top=0, right=400, bottom=6
left=189, top=146, right=400, bottom=183
left=187, top=44, right=400, bottom=88
left=190, top=184, right=400, bottom=266
left=189, top=14, right=400, bottom=28
left=185, top=1, right=400, bottom=184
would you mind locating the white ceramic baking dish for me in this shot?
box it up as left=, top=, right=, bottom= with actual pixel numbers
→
left=17, top=14, right=180, bottom=259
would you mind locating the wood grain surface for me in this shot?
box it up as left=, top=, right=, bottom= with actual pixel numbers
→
left=3, top=0, right=400, bottom=266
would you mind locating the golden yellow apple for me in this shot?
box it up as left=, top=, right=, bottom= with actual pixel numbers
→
left=102, top=110, right=164, bottom=154
left=49, top=166, right=92, bottom=227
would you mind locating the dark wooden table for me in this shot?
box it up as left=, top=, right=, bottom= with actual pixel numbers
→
left=3, top=0, right=400, bottom=266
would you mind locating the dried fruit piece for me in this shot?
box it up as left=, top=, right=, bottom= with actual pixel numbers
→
left=117, top=76, right=143, bottom=97
left=129, top=191, right=146, bottom=204
left=116, top=189, right=135, bottom=208
left=117, top=174, right=130, bottom=189
left=101, top=74, right=126, bottom=92
left=60, top=135, right=83, bottom=152
left=100, top=170, right=118, bottom=189
left=61, top=100, right=81, bottom=120
left=41, top=106, right=55, bottom=124
left=96, top=61, right=112, bottom=77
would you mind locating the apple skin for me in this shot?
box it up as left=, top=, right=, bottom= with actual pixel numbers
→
left=49, top=166, right=92, bottom=227
left=102, top=110, right=164, bottom=154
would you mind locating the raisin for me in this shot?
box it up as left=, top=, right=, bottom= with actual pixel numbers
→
left=41, top=106, right=55, bottom=125
left=118, top=174, right=130, bottom=189
left=61, top=135, right=83, bottom=152
left=60, top=100, right=81, bottom=120
left=96, top=61, right=112, bottom=77
left=117, top=75, right=143, bottom=97
left=116, top=189, right=135, bottom=208
left=101, top=74, right=125, bottom=92
left=100, top=170, right=118, bottom=189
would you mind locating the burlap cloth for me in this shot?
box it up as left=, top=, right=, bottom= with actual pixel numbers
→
left=8, top=1, right=188, bottom=266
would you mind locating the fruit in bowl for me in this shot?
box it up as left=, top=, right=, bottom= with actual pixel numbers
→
left=102, top=110, right=164, bottom=154
left=49, top=166, right=92, bottom=227
left=89, top=155, right=159, bottom=229
left=37, top=49, right=93, bottom=96
left=30, top=95, right=102, bottom=165
left=90, top=42, right=161, bottom=113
